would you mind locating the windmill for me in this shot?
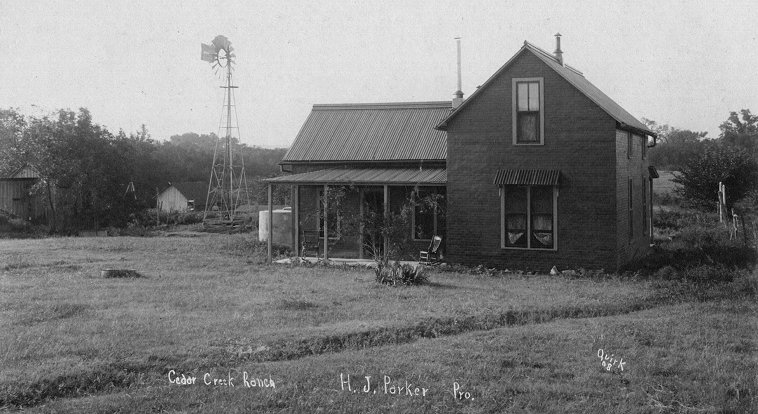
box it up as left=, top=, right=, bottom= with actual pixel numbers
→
left=200, top=35, right=251, bottom=225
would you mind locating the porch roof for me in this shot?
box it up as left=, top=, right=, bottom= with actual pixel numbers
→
left=265, top=168, right=446, bottom=185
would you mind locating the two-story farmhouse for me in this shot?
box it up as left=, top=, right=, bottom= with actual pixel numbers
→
left=267, top=36, right=657, bottom=270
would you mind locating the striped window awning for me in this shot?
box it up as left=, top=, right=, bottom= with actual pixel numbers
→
left=493, top=169, right=560, bottom=186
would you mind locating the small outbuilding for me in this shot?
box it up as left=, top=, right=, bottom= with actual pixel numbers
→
left=0, top=165, right=47, bottom=221
left=157, top=182, right=208, bottom=212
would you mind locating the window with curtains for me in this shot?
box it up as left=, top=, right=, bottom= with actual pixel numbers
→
left=512, top=78, right=544, bottom=145
left=502, top=185, right=556, bottom=249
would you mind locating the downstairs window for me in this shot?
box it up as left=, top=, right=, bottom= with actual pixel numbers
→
left=501, top=185, right=557, bottom=250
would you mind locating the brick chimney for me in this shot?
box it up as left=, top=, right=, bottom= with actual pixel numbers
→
left=554, top=33, right=563, bottom=65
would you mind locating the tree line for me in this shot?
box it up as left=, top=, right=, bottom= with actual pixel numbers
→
left=644, top=109, right=758, bottom=211
left=0, top=107, right=288, bottom=231
left=2, top=106, right=756, bottom=231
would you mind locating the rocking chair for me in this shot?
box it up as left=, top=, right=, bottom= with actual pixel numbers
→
left=419, top=235, right=443, bottom=264
left=301, top=230, right=320, bottom=257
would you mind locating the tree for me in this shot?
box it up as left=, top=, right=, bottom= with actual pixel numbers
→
left=642, top=118, right=673, bottom=144
left=720, top=109, right=758, bottom=136
left=18, top=108, right=144, bottom=230
left=673, top=141, right=758, bottom=210
left=0, top=108, right=28, bottom=176
left=719, top=109, right=758, bottom=157
left=643, top=118, right=708, bottom=169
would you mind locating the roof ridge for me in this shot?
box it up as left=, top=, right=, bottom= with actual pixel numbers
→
left=523, top=41, right=559, bottom=63
left=313, top=101, right=452, bottom=111
left=437, top=40, right=653, bottom=136
left=524, top=42, right=583, bottom=76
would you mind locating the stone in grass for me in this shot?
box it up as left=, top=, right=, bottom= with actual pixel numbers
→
left=101, top=269, right=142, bottom=278
left=550, top=266, right=560, bottom=276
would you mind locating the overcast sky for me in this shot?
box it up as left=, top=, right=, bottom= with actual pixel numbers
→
left=1, top=0, right=756, bottom=148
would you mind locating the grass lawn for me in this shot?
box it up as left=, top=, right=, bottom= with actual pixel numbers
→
left=1, top=234, right=755, bottom=412
left=654, top=170, right=679, bottom=197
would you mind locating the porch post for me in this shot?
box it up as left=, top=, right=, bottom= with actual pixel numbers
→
left=323, top=184, right=329, bottom=260
left=293, top=185, right=299, bottom=257
left=358, top=188, right=364, bottom=260
left=383, top=184, right=389, bottom=262
left=649, top=178, right=654, bottom=244
left=267, top=183, right=273, bottom=264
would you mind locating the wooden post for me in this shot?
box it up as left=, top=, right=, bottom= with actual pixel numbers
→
left=293, top=185, right=299, bottom=257
left=323, top=184, right=328, bottom=260
left=267, top=183, right=273, bottom=264
left=718, top=181, right=726, bottom=223
left=383, top=184, right=389, bottom=262
left=156, top=187, right=160, bottom=225
left=358, top=187, right=364, bottom=260
left=649, top=178, right=654, bottom=244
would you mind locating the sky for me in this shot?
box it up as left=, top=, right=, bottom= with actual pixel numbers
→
left=1, top=0, right=757, bottom=148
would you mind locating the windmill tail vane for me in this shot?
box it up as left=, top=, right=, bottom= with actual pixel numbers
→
left=200, top=43, right=216, bottom=62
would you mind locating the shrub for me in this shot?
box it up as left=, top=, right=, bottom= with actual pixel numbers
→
left=682, top=264, right=738, bottom=284
left=0, top=216, right=49, bottom=238
left=654, top=265, right=678, bottom=280
left=629, top=204, right=758, bottom=275
left=673, top=142, right=758, bottom=210
left=130, top=209, right=205, bottom=228
left=248, top=239, right=291, bottom=262
left=655, top=191, right=682, bottom=207
left=654, top=208, right=717, bottom=231
left=730, top=269, right=758, bottom=296
left=375, top=261, right=428, bottom=286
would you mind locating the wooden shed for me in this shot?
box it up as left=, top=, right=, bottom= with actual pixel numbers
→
left=0, top=165, right=47, bottom=221
left=156, top=182, right=208, bottom=212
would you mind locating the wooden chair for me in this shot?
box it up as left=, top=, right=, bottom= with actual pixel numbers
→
left=419, top=235, right=443, bottom=264
left=301, top=230, right=320, bottom=257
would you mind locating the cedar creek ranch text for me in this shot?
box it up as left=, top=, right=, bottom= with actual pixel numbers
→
left=167, top=370, right=275, bottom=389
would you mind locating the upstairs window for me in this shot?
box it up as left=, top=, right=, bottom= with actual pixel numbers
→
left=627, top=132, right=632, bottom=159
left=512, top=78, right=544, bottom=145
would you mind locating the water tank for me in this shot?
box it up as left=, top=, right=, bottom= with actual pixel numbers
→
left=258, top=207, right=292, bottom=246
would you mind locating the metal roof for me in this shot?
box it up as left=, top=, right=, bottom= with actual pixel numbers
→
left=164, top=181, right=209, bottom=204
left=265, top=168, right=446, bottom=185
left=1, top=165, right=39, bottom=180
left=437, top=42, right=655, bottom=137
left=493, top=169, right=560, bottom=186
left=282, top=102, right=450, bottom=162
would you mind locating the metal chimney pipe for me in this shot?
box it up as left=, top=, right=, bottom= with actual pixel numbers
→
left=453, top=37, right=464, bottom=108
left=554, top=33, right=563, bottom=65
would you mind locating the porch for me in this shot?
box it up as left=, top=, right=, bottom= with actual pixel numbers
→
left=263, top=168, right=446, bottom=263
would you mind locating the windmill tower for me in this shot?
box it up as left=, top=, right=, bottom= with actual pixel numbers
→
left=200, top=35, right=251, bottom=225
